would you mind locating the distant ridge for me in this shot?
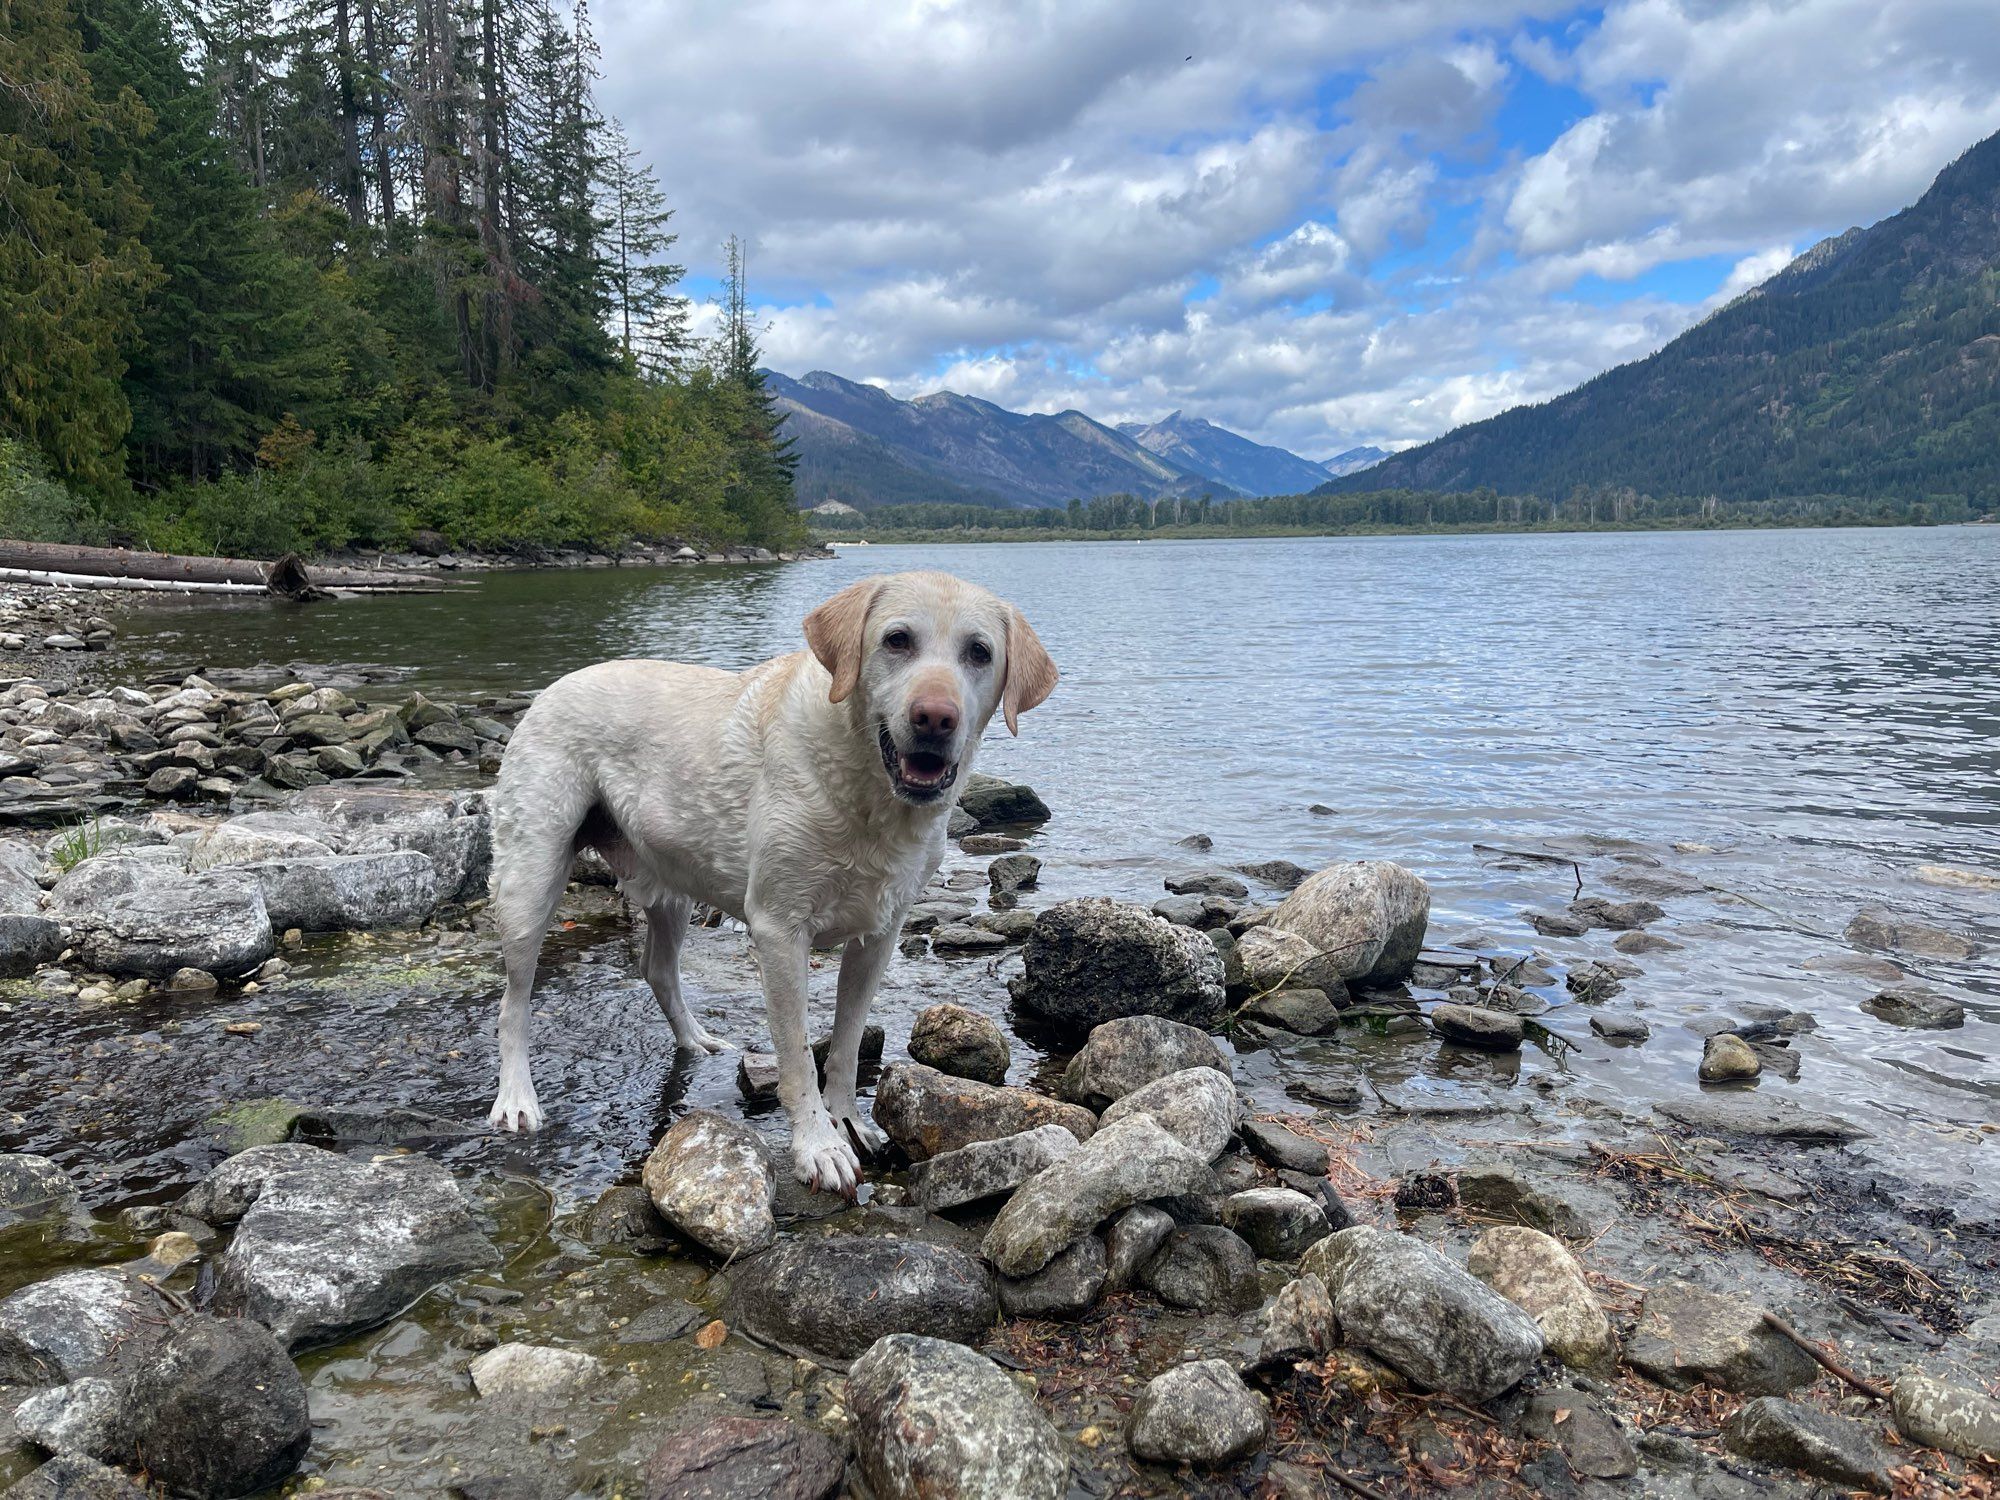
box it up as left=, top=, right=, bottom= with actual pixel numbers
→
left=1319, top=130, right=2000, bottom=502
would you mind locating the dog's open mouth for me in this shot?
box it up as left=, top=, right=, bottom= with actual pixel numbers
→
left=878, top=723, right=959, bottom=802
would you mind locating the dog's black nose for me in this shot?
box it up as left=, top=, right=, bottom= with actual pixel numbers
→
left=909, top=695, right=959, bottom=737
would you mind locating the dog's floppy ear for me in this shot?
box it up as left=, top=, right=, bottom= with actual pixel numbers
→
left=1001, top=606, right=1057, bottom=736
left=803, top=577, right=883, bottom=704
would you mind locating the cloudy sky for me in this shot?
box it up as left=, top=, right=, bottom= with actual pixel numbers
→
left=594, top=0, right=2000, bottom=460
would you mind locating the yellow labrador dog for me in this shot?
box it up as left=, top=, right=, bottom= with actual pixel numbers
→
left=486, top=571, right=1057, bottom=1193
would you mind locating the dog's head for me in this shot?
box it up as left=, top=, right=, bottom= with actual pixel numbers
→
left=804, top=571, right=1057, bottom=806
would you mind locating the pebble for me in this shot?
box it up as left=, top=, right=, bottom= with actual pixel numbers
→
left=1699, top=1032, right=1762, bottom=1081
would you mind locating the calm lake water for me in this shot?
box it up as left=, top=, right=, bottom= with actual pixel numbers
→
left=113, top=527, right=2000, bottom=1174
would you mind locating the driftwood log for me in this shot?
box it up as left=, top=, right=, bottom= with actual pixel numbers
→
left=0, top=541, right=444, bottom=596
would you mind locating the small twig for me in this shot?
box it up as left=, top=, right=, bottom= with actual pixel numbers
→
left=498, top=1170, right=557, bottom=1269
left=1761, top=1312, right=1891, bottom=1401
left=1324, top=1464, right=1395, bottom=1500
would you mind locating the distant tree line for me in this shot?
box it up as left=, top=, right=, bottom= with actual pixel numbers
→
left=0, top=0, right=800, bottom=557
left=812, top=485, right=1987, bottom=540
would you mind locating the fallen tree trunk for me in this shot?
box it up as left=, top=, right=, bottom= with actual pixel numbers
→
left=0, top=566, right=448, bottom=597
left=0, top=540, right=438, bottom=594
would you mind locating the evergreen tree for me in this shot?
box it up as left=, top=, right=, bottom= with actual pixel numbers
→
left=0, top=0, right=158, bottom=489
left=709, top=235, right=796, bottom=539
left=601, top=120, right=686, bottom=376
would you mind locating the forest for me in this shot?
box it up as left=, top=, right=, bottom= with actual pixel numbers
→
left=0, top=0, right=803, bottom=558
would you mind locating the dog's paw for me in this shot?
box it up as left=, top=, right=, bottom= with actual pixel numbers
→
left=830, top=1103, right=889, bottom=1158
left=792, top=1115, right=862, bottom=1198
left=488, top=1079, right=544, bottom=1133
left=678, top=1026, right=731, bottom=1055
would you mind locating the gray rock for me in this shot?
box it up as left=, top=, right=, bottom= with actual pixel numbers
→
left=997, top=1235, right=1106, bottom=1319
left=292, top=783, right=491, bottom=902
left=1301, top=1226, right=1543, bottom=1399
left=111, top=1314, right=311, bottom=1497
left=1454, top=1162, right=1606, bottom=1239
left=1096, top=1067, right=1239, bottom=1162
left=1152, top=894, right=1240, bottom=931
left=1891, top=1372, right=2000, bottom=1460
left=873, top=1062, right=1095, bottom=1162
left=1103, top=1204, right=1175, bottom=1291
left=468, top=1342, right=611, bottom=1397
left=641, top=1415, right=845, bottom=1500
left=1253, top=1273, right=1337, bottom=1368
left=1139, top=1225, right=1262, bottom=1312
left=732, top=1236, right=997, bottom=1363
left=1699, top=1032, right=1762, bottom=1081
left=642, top=1110, right=777, bottom=1259
left=906, top=1002, right=1011, bottom=1084
left=1240, top=986, right=1342, bottom=1033
left=932, top=922, right=1007, bottom=954
left=1845, top=909, right=1980, bottom=961
left=1590, top=1014, right=1651, bottom=1043
left=0, top=913, right=63, bottom=978
left=0, top=1271, right=155, bottom=1385
left=847, top=1334, right=1066, bottom=1500
left=209, top=1147, right=498, bottom=1348
left=1625, top=1282, right=1818, bottom=1394
left=1568, top=896, right=1664, bottom=930
left=1059, top=1014, right=1229, bottom=1110
left=1240, top=1119, right=1328, bottom=1175
left=1126, top=1359, right=1268, bottom=1468
left=188, top=822, right=336, bottom=869
left=1724, top=1396, right=1891, bottom=1492
left=1564, top=959, right=1625, bottom=1002
left=174, top=1143, right=329, bottom=1226
left=908, top=1125, right=1079, bottom=1213
left=1231, top=924, right=1318, bottom=992
left=1165, top=870, right=1249, bottom=899
left=1653, top=1096, right=1869, bottom=1143
left=983, top=1113, right=1215, bottom=1277
left=1008, top=898, right=1227, bottom=1031
left=1466, top=1227, right=1616, bottom=1372
left=1268, top=860, right=1430, bottom=982
left=50, top=858, right=273, bottom=980
left=1521, top=1389, right=1636, bottom=1478
left=1, top=1455, right=151, bottom=1499
left=236, top=850, right=439, bottom=930
left=1221, top=1187, right=1331, bottom=1261
left=1235, top=859, right=1312, bottom=892
left=1428, top=1003, right=1523, bottom=1051
left=1864, top=985, right=1967, bottom=1029
left=987, top=853, right=1041, bottom=897
left=954, top=776, right=1052, bottom=831
left=1523, top=909, right=1589, bottom=937
left=0, top=1155, right=78, bottom=1226
left=12, top=1377, right=125, bottom=1457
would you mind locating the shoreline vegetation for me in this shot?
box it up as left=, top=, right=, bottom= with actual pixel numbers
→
left=810, top=487, right=1995, bottom=546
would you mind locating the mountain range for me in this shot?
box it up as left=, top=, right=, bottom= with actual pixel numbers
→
left=768, top=370, right=1381, bottom=509
left=1320, top=130, right=2000, bottom=502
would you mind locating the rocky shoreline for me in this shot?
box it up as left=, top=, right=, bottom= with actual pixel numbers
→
left=0, top=580, right=1993, bottom=1499
left=325, top=536, right=834, bottom=577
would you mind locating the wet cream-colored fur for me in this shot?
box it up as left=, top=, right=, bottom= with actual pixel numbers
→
left=486, top=571, right=1057, bottom=1194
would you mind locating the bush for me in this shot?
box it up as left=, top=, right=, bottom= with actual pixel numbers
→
left=0, top=439, right=101, bottom=544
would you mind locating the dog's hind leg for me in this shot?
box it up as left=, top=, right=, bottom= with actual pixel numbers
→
left=641, top=895, right=728, bottom=1054
left=487, top=809, right=581, bottom=1133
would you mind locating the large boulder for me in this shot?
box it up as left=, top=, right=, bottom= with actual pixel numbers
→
left=873, top=1063, right=1094, bottom=1162
left=208, top=1147, right=498, bottom=1348
left=1138, top=1226, right=1262, bottom=1312
left=983, top=1113, right=1216, bottom=1277
left=292, top=784, right=492, bottom=902
left=642, top=1416, right=845, bottom=1500
left=235, top=851, right=439, bottom=930
left=1301, top=1227, right=1542, bottom=1399
left=1625, top=1282, right=1818, bottom=1395
left=1268, top=861, right=1430, bottom=982
left=732, top=1236, right=997, bottom=1363
left=642, top=1110, right=777, bottom=1259
left=847, top=1335, right=1066, bottom=1500
left=908, top=1125, right=1078, bottom=1213
left=1058, top=1015, right=1229, bottom=1110
left=111, top=1315, right=311, bottom=1498
left=1466, top=1227, right=1615, bottom=1372
left=49, top=856, right=272, bottom=980
left=1096, top=1068, right=1239, bottom=1162
left=1008, top=899, right=1226, bottom=1031
left=953, top=776, right=1051, bottom=831
left=1126, top=1359, right=1268, bottom=1469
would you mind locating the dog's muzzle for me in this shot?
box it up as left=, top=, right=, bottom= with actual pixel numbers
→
left=878, top=722, right=960, bottom=803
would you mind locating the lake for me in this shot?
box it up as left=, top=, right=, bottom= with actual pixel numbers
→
left=110, top=525, right=2000, bottom=1180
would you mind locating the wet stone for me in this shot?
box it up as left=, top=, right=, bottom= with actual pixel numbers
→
left=1845, top=909, right=1980, bottom=961
left=1268, top=860, right=1430, bottom=982
left=1103, top=1204, right=1175, bottom=1291
left=1590, top=1013, right=1651, bottom=1043
left=1221, top=1187, right=1332, bottom=1260
left=1126, top=1359, right=1269, bottom=1469
left=873, top=1062, right=1094, bottom=1162
left=1008, top=897, right=1227, bottom=1031
left=0, top=1270, right=156, bottom=1385
left=996, top=1234, right=1106, bottom=1320
left=731, top=1236, right=997, bottom=1363
left=906, top=1002, right=1011, bottom=1084
left=1626, top=1282, right=1818, bottom=1395
left=1524, top=909, right=1589, bottom=938
left=1699, top=1032, right=1762, bottom=1081
left=1139, top=1225, right=1262, bottom=1312
left=641, top=1415, right=845, bottom=1500
left=1253, top=1273, right=1338, bottom=1368
left=1568, top=896, right=1664, bottom=930
left=1429, top=1003, right=1523, bottom=1051
left=1724, top=1396, right=1892, bottom=1492
left=1165, top=869, right=1249, bottom=899
left=1, top=1457, right=152, bottom=1500
left=907, top=1124, right=1078, bottom=1213
left=1455, top=1161, right=1608, bottom=1239
left=469, top=1343, right=611, bottom=1397
left=1864, top=985, right=1966, bottom=1029
left=846, top=1334, right=1067, bottom=1500
left=1240, top=985, right=1342, bottom=1034
left=1653, top=1096, right=1868, bottom=1144
left=0, top=1154, right=79, bottom=1226
left=643, top=1111, right=778, bottom=1260
left=1058, top=1013, right=1229, bottom=1109
left=1521, top=1389, right=1637, bottom=1478
left=1241, top=1119, right=1329, bottom=1175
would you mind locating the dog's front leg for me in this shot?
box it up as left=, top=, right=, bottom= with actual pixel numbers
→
left=825, top=931, right=895, bottom=1158
left=749, top=914, right=861, bottom=1196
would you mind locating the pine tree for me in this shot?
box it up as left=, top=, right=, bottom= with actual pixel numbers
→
left=0, top=0, right=158, bottom=489
left=709, top=235, right=797, bottom=539
left=601, top=120, right=686, bottom=376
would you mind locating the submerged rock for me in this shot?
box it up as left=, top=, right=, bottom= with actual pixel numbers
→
left=1625, top=1282, right=1817, bottom=1394
left=1428, top=1003, right=1523, bottom=1051
left=209, top=1147, right=498, bottom=1348
left=0, top=1154, right=79, bottom=1227
left=642, top=1415, right=845, bottom=1500
left=906, top=1003, right=1011, bottom=1083
left=1699, top=1032, right=1761, bottom=1081
left=642, top=1110, right=778, bottom=1259
left=468, top=1342, right=611, bottom=1397
left=873, top=1062, right=1094, bottom=1162
left=908, top=1125, right=1078, bottom=1213
left=1724, top=1396, right=1891, bottom=1492
left=1058, top=1014, right=1229, bottom=1109
left=1864, top=985, right=1967, bottom=1029
left=983, top=1113, right=1215, bottom=1277
left=1845, top=909, right=1980, bottom=960
left=1126, top=1359, right=1269, bottom=1469
left=1268, top=860, right=1430, bottom=982
left=1466, top=1227, right=1615, bottom=1372
left=732, top=1236, right=997, bottom=1363
left=1096, top=1067, right=1238, bottom=1162
left=1653, top=1096, right=1868, bottom=1143
left=1301, top=1226, right=1543, bottom=1399
left=1008, top=898, right=1227, bottom=1031
left=846, top=1334, right=1067, bottom=1500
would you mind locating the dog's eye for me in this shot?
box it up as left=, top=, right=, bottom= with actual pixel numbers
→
left=963, top=639, right=992, bottom=667
left=882, top=629, right=914, bottom=652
